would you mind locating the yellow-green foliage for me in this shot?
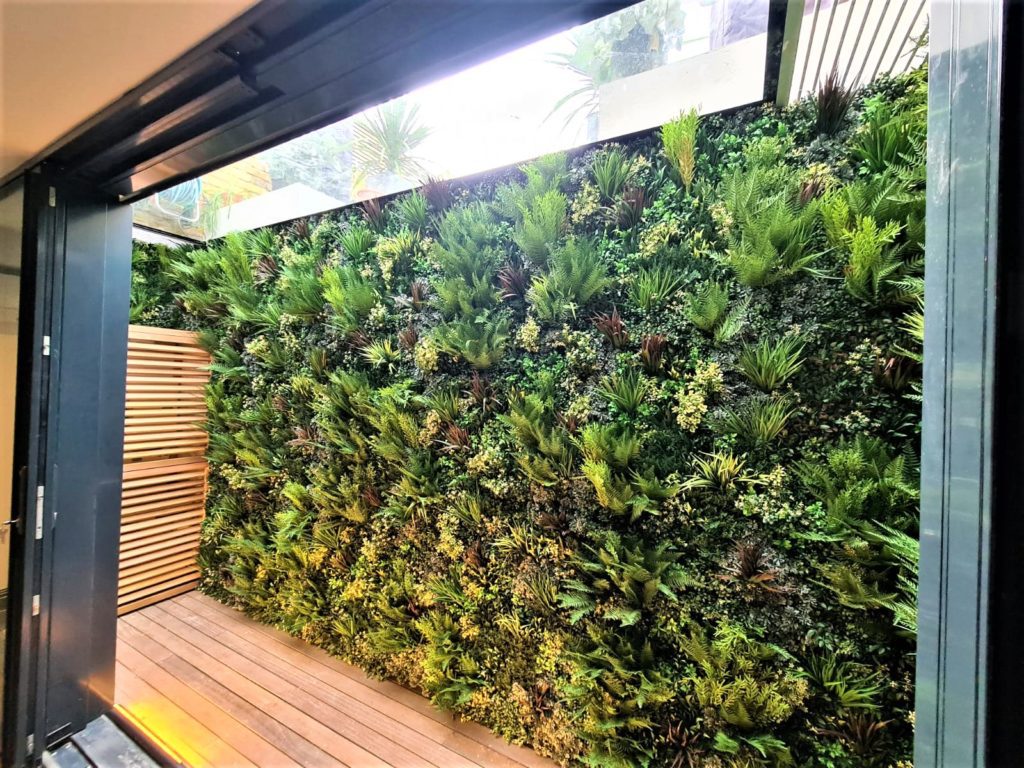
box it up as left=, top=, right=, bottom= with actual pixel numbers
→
left=662, top=108, right=700, bottom=193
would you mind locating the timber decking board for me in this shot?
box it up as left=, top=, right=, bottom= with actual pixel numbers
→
left=116, top=592, right=557, bottom=768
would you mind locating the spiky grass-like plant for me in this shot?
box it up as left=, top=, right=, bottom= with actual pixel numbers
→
left=815, top=69, right=856, bottom=135
left=716, top=395, right=795, bottom=447
left=278, top=260, right=324, bottom=319
left=639, top=334, right=667, bottom=374
left=737, top=336, right=805, bottom=392
left=683, top=451, right=762, bottom=494
left=361, top=338, right=401, bottom=372
left=592, top=146, right=632, bottom=202
left=394, top=190, right=430, bottom=232
left=360, top=197, right=387, bottom=233
left=419, top=387, right=461, bottom=422
left=597, top=370, right=649, bottom=415
left=629, top=266, right=684, bottom=312
left=898, top=307, right=924, bottom=362
left=615, top=185, right=647, bottom=230
left=852, top=103, right=925, bottom=176
left=720, top=539, right=784, bottom=594
left=799, top=652, right=884, bottom=712
left=662, top=108, right=700, bottom=193
left=409, top=278, right=429, bottom=310
left=437, top=423, right=471, bottom=453
left=397, top=324, right=418, bottom=350
left=593, top=307, right=629, bottom=348
left=497, top=263, right=529, bottom=302
left=339, top=224, right=376, bottom=261
left=420, top=175, right=454, bottom=211
left=465, top=371, right=499, bottom=414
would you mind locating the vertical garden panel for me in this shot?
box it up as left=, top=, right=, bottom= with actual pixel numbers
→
left=117, top=325, right=211, bottom=614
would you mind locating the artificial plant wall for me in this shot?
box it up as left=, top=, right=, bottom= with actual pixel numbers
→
left=132, top=67, right=926, bottom=768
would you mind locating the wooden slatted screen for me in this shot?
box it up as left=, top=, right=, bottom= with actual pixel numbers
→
left=118, top=325, right=211, bottom=615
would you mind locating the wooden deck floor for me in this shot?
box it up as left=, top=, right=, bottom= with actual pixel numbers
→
left=115, top=592, right=555, bottom=768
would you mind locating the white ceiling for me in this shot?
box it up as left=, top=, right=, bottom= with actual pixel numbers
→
left=0, top=0, right=259, bottom=180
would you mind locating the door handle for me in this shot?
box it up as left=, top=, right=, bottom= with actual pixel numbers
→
left=10, top=465, right=27, bottom=535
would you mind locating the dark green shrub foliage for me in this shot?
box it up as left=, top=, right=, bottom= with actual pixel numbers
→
left=131, top=68, right=927, bottom=768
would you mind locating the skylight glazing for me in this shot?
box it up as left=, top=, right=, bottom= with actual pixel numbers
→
left=134, top=0, right=773, bottom=241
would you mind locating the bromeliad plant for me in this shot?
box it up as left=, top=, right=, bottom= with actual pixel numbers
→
left=130, top=65, right=927, bottom=768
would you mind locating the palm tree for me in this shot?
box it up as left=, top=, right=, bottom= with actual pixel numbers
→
left=352, top=100, right=432, bottom=182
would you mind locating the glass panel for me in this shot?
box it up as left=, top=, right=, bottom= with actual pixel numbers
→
left=133, top=0, right=770, bottom=240
left=0, top=177, right=24, bottom=742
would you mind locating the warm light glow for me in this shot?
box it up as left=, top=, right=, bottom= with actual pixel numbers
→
left=114, top=703, right=191, bottom=767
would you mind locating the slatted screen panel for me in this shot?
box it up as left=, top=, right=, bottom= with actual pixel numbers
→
left=118, top=325, right=211, bottom=615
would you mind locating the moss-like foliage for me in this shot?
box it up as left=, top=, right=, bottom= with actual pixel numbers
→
left=132, top=68, right=926, bottom=767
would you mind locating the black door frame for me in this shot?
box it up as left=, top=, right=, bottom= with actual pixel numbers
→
left=3, top=170, right=60, bottom=767
left=2, top=169, right=131, bottom=766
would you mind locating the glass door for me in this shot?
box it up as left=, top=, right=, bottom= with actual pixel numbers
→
left=0, top=178, right=24, bottom=759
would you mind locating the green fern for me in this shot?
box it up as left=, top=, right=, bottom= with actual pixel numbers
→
left=434, top=312, right=510, bottom=369
left=568, top=628, right=676, bottom=768
left=574, top=423, right=641, bottom=470
left=320, top=264, right=380, bottom=332
left=514, top=190, right=568, bottom=267
left=527, top=237, right=610, bottom=321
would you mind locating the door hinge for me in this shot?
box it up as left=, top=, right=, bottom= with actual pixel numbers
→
left=42, top=335, right=50, bottom=356
left=48, top=187, right=56, bottom=207
left=31, top=595, right=40, bottom=616
left=35, top=486, right=44, bottom=540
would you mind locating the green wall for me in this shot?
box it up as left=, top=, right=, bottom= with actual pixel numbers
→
left=131, top=67, right=926, bottom=768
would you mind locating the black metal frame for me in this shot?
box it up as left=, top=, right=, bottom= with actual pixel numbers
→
left=3, top=172, right=58, bottom=768
left=1, top=169, right=131, bottom=765
left=986, top=0, right=1024, bottom=762
left=36, top=177, right=131, bottom=749
left=5, top=0, right=796, bottom=206
left=762, top=0, right=790, bottom=102
left=3, top=0, right=640, bottom=203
